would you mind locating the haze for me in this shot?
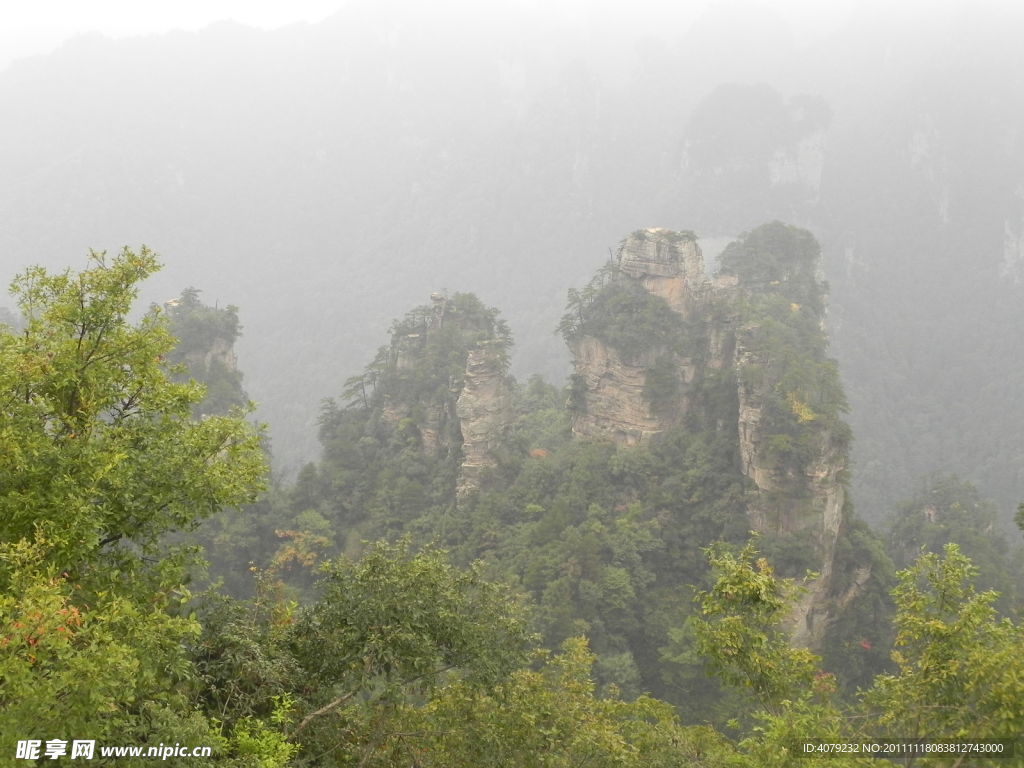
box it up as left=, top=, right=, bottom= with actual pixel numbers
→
left=1, top=0, right=859, bottom=71
left=3, top=0, right=1024, bottom=528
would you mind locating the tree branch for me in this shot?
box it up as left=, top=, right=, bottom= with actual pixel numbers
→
left=288, top=691, right=356, bottom=741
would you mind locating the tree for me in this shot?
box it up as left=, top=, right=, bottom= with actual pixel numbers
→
left=693, top=540, right=817, bottom=714
left=695, top=540, right=1024, bottom=768
left=403, top=637, right=733, bottom=768
left=286, top=541, right=531, bottom=751
left=197, top=542, right=732, bottom=768
left=0, top=248, right=266, bottom=747
left=866, top=544, right=1024, bottom=751
left=194, top=539, right=536, bottom=765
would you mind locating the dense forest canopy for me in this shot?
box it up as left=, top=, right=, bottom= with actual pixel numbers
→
left=3, top=242, right=1022, bottom=765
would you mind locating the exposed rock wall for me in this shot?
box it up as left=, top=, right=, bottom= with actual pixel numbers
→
left=181, top=334, right=238, bottom=375
left=570, top=229, right=708, bottom=443
left=164, top=294, right=247, bottom=417
left=569, top=336, right=665, bottom=446
left=569, top=224, right=858, bottom=646
left=456, top=341, right=511, bottom=499
left=615, top=228, right=709, bottom=317
left=381, top=294, right=511, bottom=499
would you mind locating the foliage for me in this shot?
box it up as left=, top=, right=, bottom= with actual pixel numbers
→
left=697, top=539, right=1024, bottom=768
left=200, top=547, right=736, bottom=768
left=0, top=249, right=265, bottom=570
left=195, top=540, right=536, bottom=765
left=889, top=475, right=1023, bottom=611
left=559, top=266, right=688, bottom=362
left=643, top=354, right=682, bottom=415
left=719, top=221, right=824, bottom=314
left=0, top=249, right=265, bottom=748
left=290, top=540, right=531, bottom=699
left=164, top=287, right=248, bottom=418
left=444, top=419, right=752, bottom=714
left=399, top=637, right=736, bottom=768
left=866, top=544, right=1024, bottom=748
left=0, top=539, right=202, bottom=745
left=693, top=541, right=817, bottom=712
left=229, top=711, right=299, bottom=768
left=192, top=577, right=302, bottom=733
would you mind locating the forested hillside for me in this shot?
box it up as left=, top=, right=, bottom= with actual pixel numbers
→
left=240, top=223, right=901, bottom=711
left=2, top=248, right=1022, bottom=764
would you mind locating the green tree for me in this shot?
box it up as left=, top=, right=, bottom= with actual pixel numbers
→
left=196, top=540, right=535, bottom=765
left=695, top=539, right=1024, bottom=767
left=693, top=540, right=817, bottom=713
left=403, top=637, right=734, bottom=768
left=286, top=541, right=531, bottom=749
left=866, top=544, right=1024, bottom=752
left=889, top=476, right=1022, bottom=611
left=196, top=540, right=742, bottom=767
left=0, top=248, right=266, bottom=749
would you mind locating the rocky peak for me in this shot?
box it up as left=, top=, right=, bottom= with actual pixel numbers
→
left=374, top=292, right=512, bottom=498
left=615, top=228, right=710, bottom=317
left=564, top=228, right=711, bottom=445
left=565, top=222, right=858, bottom=647
left=164, top=289, right=247, bottom=417
left=456, top=340, right=511, bottom=500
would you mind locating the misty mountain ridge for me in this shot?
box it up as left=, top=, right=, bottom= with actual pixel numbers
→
left=3, top=0, right=1024, bottom=530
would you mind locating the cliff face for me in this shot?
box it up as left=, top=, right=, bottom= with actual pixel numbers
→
left=378, top=293, right=511, bottom=499
left=567, top=223, right=854, bottom=646
left=568, top=229, right=708, bottom=444
left=615, top=228, right=709, bottom=316
left=455, top=341, right=511, bottom=499
left=568, top=336, right=665, bottom=446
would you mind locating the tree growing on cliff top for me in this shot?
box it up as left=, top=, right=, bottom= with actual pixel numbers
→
left=164, top=287, right=248, bottom=417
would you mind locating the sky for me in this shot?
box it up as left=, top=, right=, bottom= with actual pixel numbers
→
left=0, top=0, right=858, bottom=73
left=0, top=0, right=347, bottom=71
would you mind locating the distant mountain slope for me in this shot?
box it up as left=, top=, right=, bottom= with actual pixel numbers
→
left=267, top=223, right=893, bottom=714
left=3, top=0, right=1024, bottom=527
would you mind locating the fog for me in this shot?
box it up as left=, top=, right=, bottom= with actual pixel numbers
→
left=3, top=0, right=1024, bottom=524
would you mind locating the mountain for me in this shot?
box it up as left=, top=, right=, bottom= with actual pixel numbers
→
left=2, top=0, right=1024, bottom=530
left=266, top=223, right=890, bottom=716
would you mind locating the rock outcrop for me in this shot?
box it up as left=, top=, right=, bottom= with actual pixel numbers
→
left=456, top=341, right=511, bottom=499
left=614, top=228, right=709, bottom=316
left=566, top=223, right=857, bottom=646
left=379, top=293, right=511, bottom=499
left=568, top=229, right=708, bottom=444
left=568, top=336, right=665, bottom=446
left=164, top=291, right=247, bottom=417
